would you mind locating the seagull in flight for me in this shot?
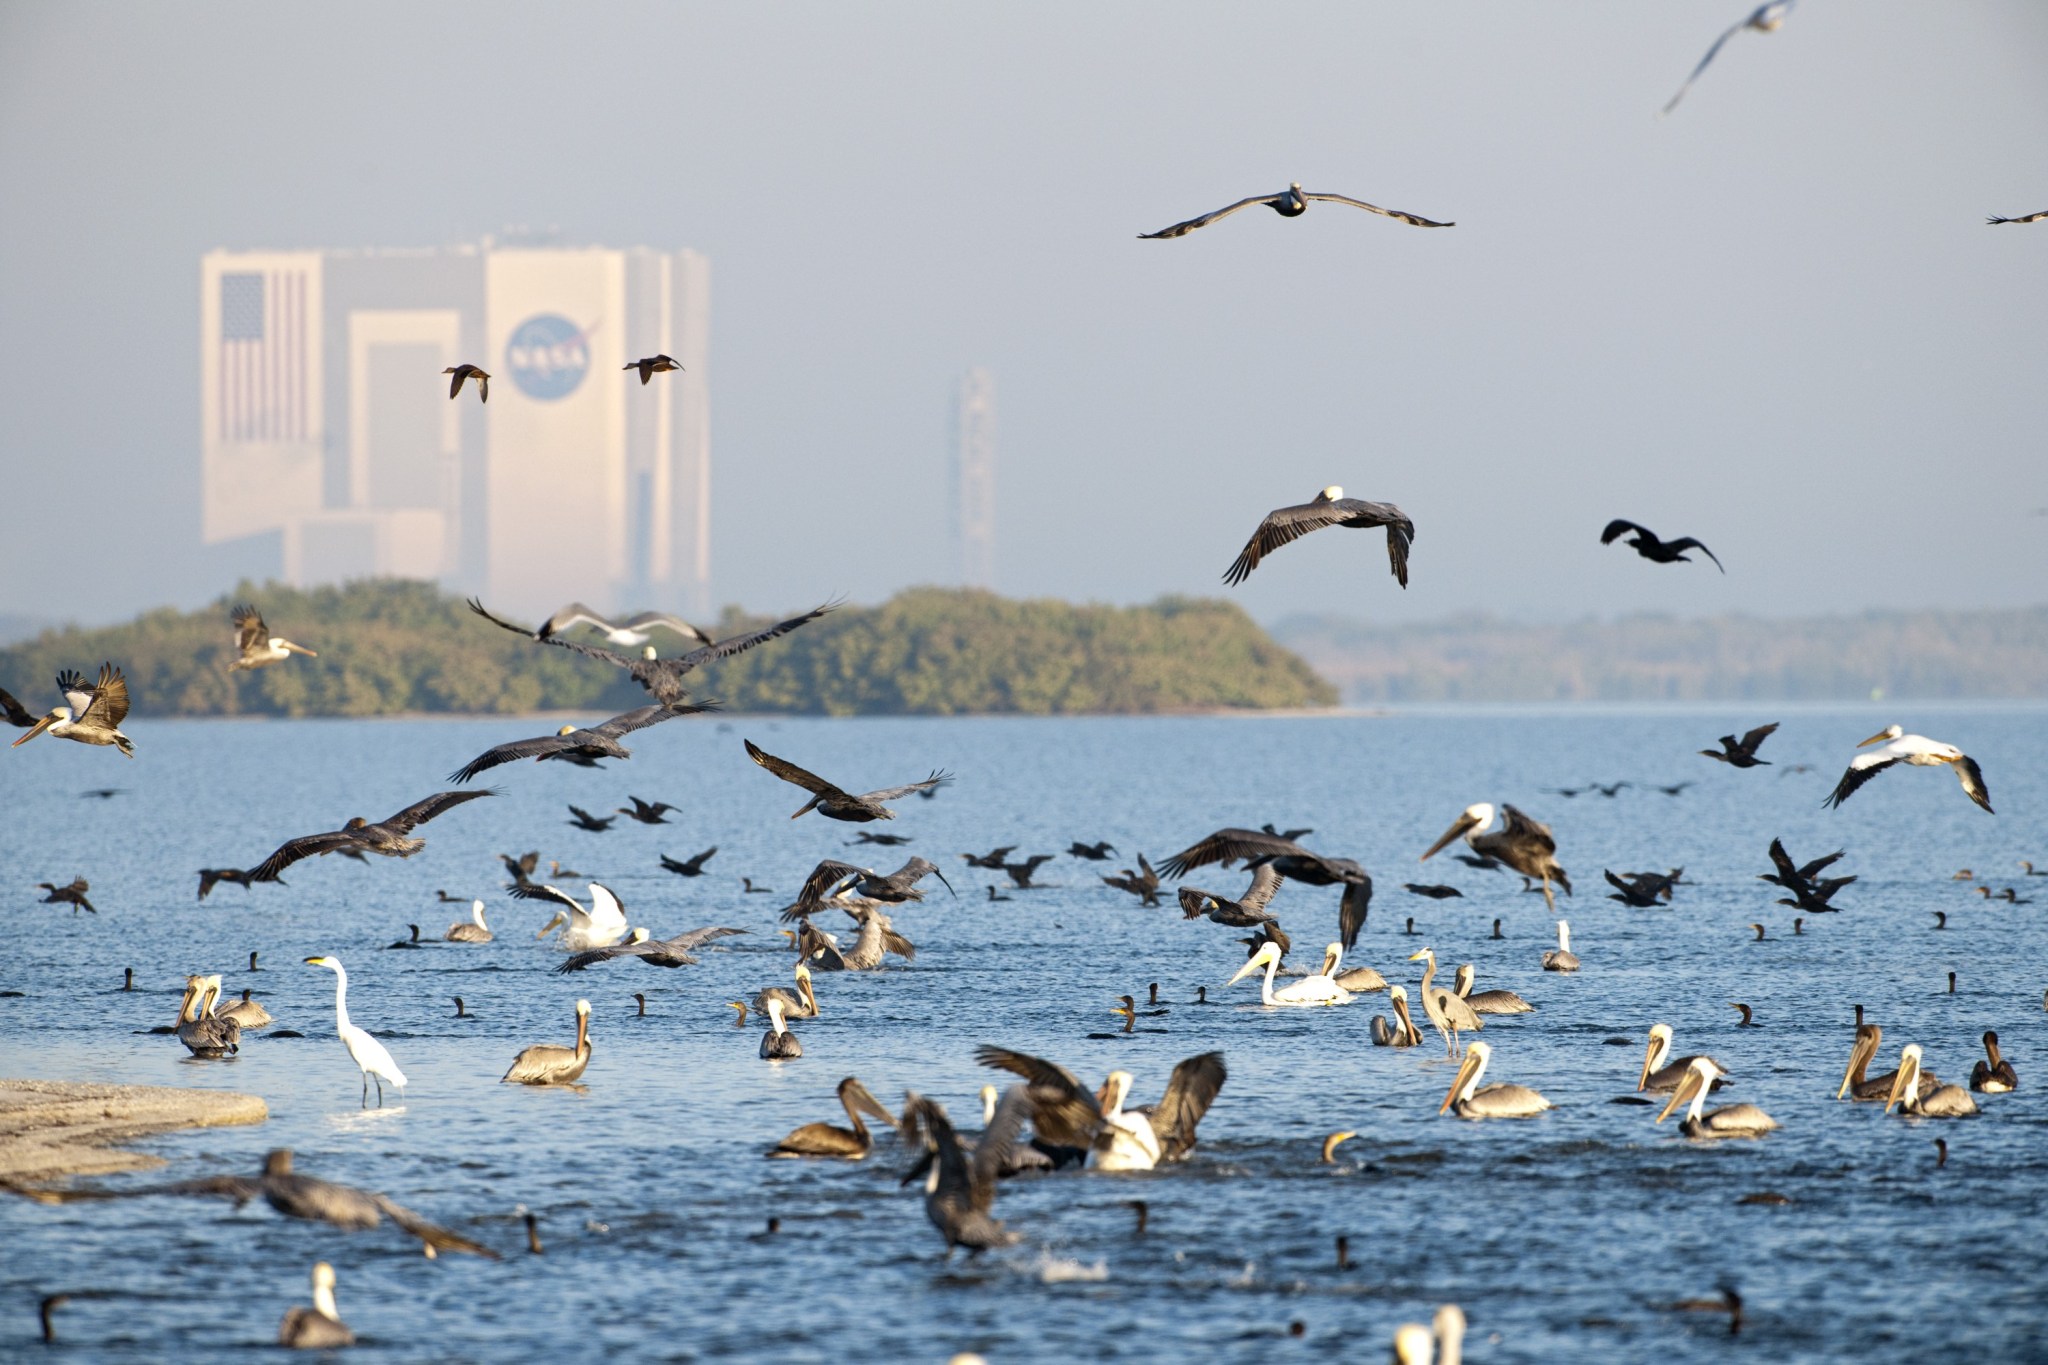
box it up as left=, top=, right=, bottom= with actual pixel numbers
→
left=1662, top=2, right=1795, bottom=116
left=1140, top=182, right=1452, bottom=239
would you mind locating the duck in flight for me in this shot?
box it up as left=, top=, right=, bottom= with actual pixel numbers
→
left=443, top=363, right=489, bottom=402
left=1662, top=1, right=1795, bottom=116
left=1224, top=487, right=1413, bottom=588
left=1141, top=182, right=1452, bottom=238
left=624, top=354, right=683, bottom=384
left=1601, top=519, right=1724, bottom=572
left=1824, top=725, right=1993, bottom=814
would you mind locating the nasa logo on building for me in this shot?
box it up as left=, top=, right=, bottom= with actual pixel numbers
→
left=505, top=314, right=593, bottom=400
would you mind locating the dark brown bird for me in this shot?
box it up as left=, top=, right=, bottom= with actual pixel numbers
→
left=450, top=702, right=710, bottom=783
left=744, top=740, right=950, bottom=822
left=1601, top=518, right=1724, bottom=571
left=624, top=354, right=683, bottom=384
left=1702, top=723, right=1778, bottom=767
left=36, top=877, right=96, bottom=913
left=249, top=791, right=495, bottom=882
left=616, top=796, right=677, bottom=825
left=197, top=868, right=256, bottom=901
left=1224, top=486, right=1413, bottom=588
left=1987, top=210, right=2048, bottom=225
left=1161, top=826, right=1374, bottom=948
left=1102, top=854, right=1163, bottom=907
left=659, top=846, right=718, bottom=878
left=443, top=363, right=488, bottom=402
left=1141, top=182, right=1452, bottom=238
left=566, top=805, right=616, bottom=833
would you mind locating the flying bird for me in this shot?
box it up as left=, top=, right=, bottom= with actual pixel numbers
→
left=1700, top=722, right=1778, bottom=767
left=555, top=924, right=746, bottom=973
left=468, top=597, right=834, bottom=706
left=0, top=685, right=36, bottom=729
left=448, top=702, right=708, bottom=783
left=1662, top=1, right=1795, bottom=116
left=197, top=867, right=256, bottom=901
left=248, top=790, right=495, bottom=882
left=1160, top=826, right=1374, bottom=947
left=227, top=604, right=316, bottom=672
left=659, top=846, right=718, bottom=878
left=616, top=796, right=677, bottom=825
left=443, top=363, right=489, bottom=401
left=624, top=354, right=683, bottom=384
left=1102, top=854, right=1163, bottom=907
left=1987, top=210, right=2048, bottom=225
left=744, top=739, right=950, bottom=822
left=1824, top=725, right=1992, bottom=814
left=506, top=603, right=714, bottom=649
left=1420, top=804, right=1571, bottom=909
left=1601, top=519, right=1724, bottom=572
left=36, top=877, right=95, bottom=914
left=10, top=664, right=134, bottom=756
left=1224, top=487, right=1413, bottom=588
left=565, top=805, right=616, bottom=833
left=1141, top=182, right=1452, bottom=238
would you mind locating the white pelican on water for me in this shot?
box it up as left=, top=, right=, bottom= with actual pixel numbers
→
left=1228, top=940, right=1353, bottom=1006
left=1885, top=1044, right=1978, bottom=1118
left=11, top=664, right=134, bottom=756
left=303, top=956, right=407, bottom=1106
left=1439, top=1041, right=1551, bottom=1119
left=515, top=882, right=630, bottom=952
left=1656, top=1058, right=1776, bottom=1138
left=1824, top=726, right=1993, bottom=814
left=1541, top=920, right=1580, bottom=972
left=1420, top=803, right=1571, bottom=909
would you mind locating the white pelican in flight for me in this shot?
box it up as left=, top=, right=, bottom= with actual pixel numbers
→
left=513, top=882, right=630, bottom=952
left=1656, top=1058, right=1776, bottom=1138
left=1824, top=726, right=1993, bottom=814
left=303, top=956, right=407, bottom=1107
left=1439, top=1041, right=1550, bottom=1119
left=1227, top=940, right=1353, bottom=1006
left=1421, top=803, right=1571, bottom=909
left=1662, top=1, right=1795, bottom=116
left=1885, top=1044, right=1978, bottom=1118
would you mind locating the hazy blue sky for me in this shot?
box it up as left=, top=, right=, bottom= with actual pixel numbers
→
left=2, top=3, right=2045, bottom=629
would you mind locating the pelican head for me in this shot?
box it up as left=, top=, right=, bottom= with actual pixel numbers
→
left=1102, top=1070, right=1136, bottom=1116
left=1319, top=484, right=1344, bottom=502
left=1837, top=1023, right=1880, bottom=1099
left=980, top=1083, right=999, bottom=1124
left=10, top=707, right=67, bottom=747
left=275, top=638, right=317, bottom=657
left=1440, top=1039, right=1492, bottom=1112
left=535, top=911, right=567, bottom=940
left=1393, top=1323, right=1434, bottom=1365
left=1227, top=941, right=1283, bottom=984
left=310, top=1261, right=340, bottom=1319
left=1319, top=942, right=1344, bottom=976
left=1640, top=1023, right=1674, bottom=1089
left=1421, top=804, right=1494, bottom=861
left=623, top=927, right=651, bottom=946
left=555, top=724, right=578, bottom=737
left=303, top=955, right=335, bottom=969
left=1857, top=724, right=1905, bottom=748
left=642, top=645, right=658, bottom=661
left=1555, top=919, right=1572, bottom=952
left=1655, top=1057, right=1721, bottom=1123
left=1885, top=1044, right=1926, bottom=1114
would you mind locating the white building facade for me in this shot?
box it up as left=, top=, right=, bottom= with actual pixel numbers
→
left=200, top=238, right=711, bottom=616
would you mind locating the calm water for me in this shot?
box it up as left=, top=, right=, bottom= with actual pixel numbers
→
left=2, top=706, right=2044, bottom=1361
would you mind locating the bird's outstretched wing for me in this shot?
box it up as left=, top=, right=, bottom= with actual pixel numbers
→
left=508, top=882, right=583, bottom=912
left=974, top=1045, right=1103, bottom=1148
left=62, top=664, right=129, bottom=730
left=1822, top=755, right=1897, bottom=809
left=1223, top=500, right=1359, bottom=585
left=5, top=1175, right=269, bottom=1208
left=1988, top=211, right=2048, bottom=225
left=1139, top=193, right=1282, bottom=239
left=1953, top=756, right=1994, bottom=813
left=1499, top=805, right=1558, bottom=852
left=1600, top=518, right=1651, bottom=545
left=368, top=1193, right=500, bottom=1258
left=448, top=735, right=574, bottom=784
left=1665, top=537, right=1725, bottom=572
left=0, top=685, right=35, bottom=728
left=859, top=772, right=953, bottom=803
left=591, top=702, right=707, bottom=740
left=1662, top=3, right=1790, bottom=116
left=1737, top=722, right=1778, bottom=753
left=1237, top=863, right=1285, bottom=915
left=1301, top=192, right=1453, bottom=228
left=250, top=829, right=360, bottom=883
left=663, top=602, right=839, bottom=669
left=1159, top=827, right=1307, bottom=879
left=614, top=611, right=714, bottom=646
left=232, top=605, right=266, bottom=654
left=745, top=739, right=843, bottom=798
left=788, top=860, right=867, bottom=915
left=1148, top=1052, right=1227, bottom=1162
left=384, top=788, right=495, bottom=832
left=1337, top=877, right=1373, bottom=949
left=1384, top=519, right=1414, bottom=588
left=555, top=939, right=660, bottom=972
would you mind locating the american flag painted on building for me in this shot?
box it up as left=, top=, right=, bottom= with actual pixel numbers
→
left=218, top=270, right=310, bottom=443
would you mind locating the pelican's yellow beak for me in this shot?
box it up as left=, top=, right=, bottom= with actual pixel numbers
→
left=1884, top=1059, right=1913, bottom=1114
left=11, top=714, right=56, bottom=747
left=1321, top=1131, right=1356, bottom=1163
left=1638, top=1041, right=1658, bottom=1093
left=303, top=955, right=329, bottom=967
left=1440, top=1052, right=1482, bottom=1114
left=1655, top=1071, right=1698, bottom=1124
left=1856, top=728, right=1895, bottom=748
left=1420, top=815, right=1477, bottom=862
left=1407, top=948, right=1429, bottom=963
left=282, top=641, right=317, bottom=657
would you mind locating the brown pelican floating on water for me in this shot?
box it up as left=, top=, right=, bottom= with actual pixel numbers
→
left=760, top=997, right=803, bottom=1058
left=1420, top=804, right=1569, bottom=909
left=1103, top=854, right=1162, bottom=906
left=503, top=999, right=592, bottom=1085
left=1662, top=2, right=1796, bottom=115
left=624, top=353, right=684, bottom=384
left=976, top=1045, right=1225, bottom=1171
left=753, top=964, right=820, bottom=1018
left=515, top=881, right=630, bottom=952
left=1639, top=1024, right=1728, bottom=1093
left=557, top=922, right=745, bottom=972
left=1440, top=1041, right=1550, bottom=1119
left=1453, top=963, right=1533, bottom=1014
left=451, top=703, right=709, bottom=783
left=1971, top=1032, right=2017, bottom=1093
left=1222, top=487, right=1414, bottom=588
left=1824, top=726, right=1993, bottom=814
left=1229, top=940, right=1352, bottom=1006
left=1410, top=948, right=1483, bottom=1055
left=1837, top=1023, right=1941, bottom=1103
left=304, top=956, right=406, bottom=1106
left=227, top=605, right=316, bottom=673
left=1657, top=1058, right=1777, bottom=1138
left=36, top=877, right=95, bottom=913
left=8, top=1148, right=496, bottom=1257
left=1886, top=1045, right=1978, bottom=1117
left=1371, top=985, right=1424, bottom=1047
left=1140, top=182, right=1452, bottom=238
left=1601, top=518, right=1724, bottom=571
left=445, top=901, right=492, bottom=943
left=278, top=1261, right=354, bottom=1349
left=770, top=1077, right=897, bottom=1158
left=11, top=664, right=134, bottom=756
left=745, top=740, right=951, bottom=822
left=1541, top=919, right=1580, bottom=972
left=443, top=363, right=489, bottom=401
left=900, top=1088, right=1027, bottom=1254
left=175, top=976, right=239, bottom=1057
left=617, top=796, right=676, bottom=825
left=250, top=790, right=494, bottom=881
left=469, top=597, right=833, bottom=705
left=660, top=846, right=717, bottom=878
left=1160, top=827, right=1373, bottom=948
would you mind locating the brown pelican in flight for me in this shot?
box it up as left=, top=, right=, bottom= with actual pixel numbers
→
left=1420, top=804, right=1570, bottom=909
left=1140, top=182, right=1452, bottom=238
left=227, top=604, right=316, bottom=671
left=1885, top=1045, right=1978, bottom=1118
left=10, top=664, right=133, bottom=756
left=744, top=739, right=951, bottom=821
left=1657, top=1058, right=1777, bottom=1138
left=7, top=1148, right=496, bottom=1257
left=1179, top=861, right=1284, bottom=933
left=782, top=857, right=953, bottom=918
left=770, top=1077, right=897, bottom=1158
left=1971, top=1032, right=2017, bottom=1093
left=1639, top=1024, right=1728, bottom=1093
left=249, top=790, right=494, bottom=881
left=278, top=1262, right=355, bottom=1349
left=1223, top=487, right=1414, bottom=588
left=1601, top=519, right=1724, bottom=571
left=976, top=1044, right=1225, bottom=1171
left=1824, top=725, right=1993, bottom=813
left=502, top=999, right=592, bottom=1085
left=1988, top=210, right=2048, bottom=225
left=1701, top=722, right=1778, bottom=767
left=624, top=353, right=683, bottom=384
left=36, top=877, right=95, bottom=913
left=450, top=702, right=709, bottom=783
left=555, top=923, right=745, bottom=972
left=443, top=363, right=489, bottom=401
left=1439, top=1041, right=1550, bottom=1119
left=1160, top=826, right=1373, bottom=947
left=1661, top=1, right=1795, bottom=116
left=468, top=597, right=834, bottom=705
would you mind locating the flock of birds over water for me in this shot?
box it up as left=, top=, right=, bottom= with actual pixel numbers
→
left=7, top=5, right=2048, bottom=1357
